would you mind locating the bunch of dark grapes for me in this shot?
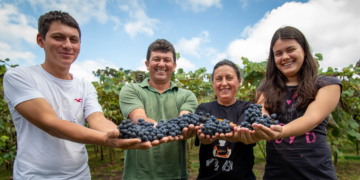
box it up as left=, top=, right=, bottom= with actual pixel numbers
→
left=118, top=113, right=204, bottom=142
left=199, top=112, right=232, bottom=136
left=240, top=104, right=279, bottom=130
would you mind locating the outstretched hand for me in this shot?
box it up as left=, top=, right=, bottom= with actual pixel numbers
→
left=179, top=124, right=201, bottom=140
left=197, top=125, right=216, bottom=145
left=105, top=129, right=152, bottom=150
left=251, top=124, right=283, bottom=141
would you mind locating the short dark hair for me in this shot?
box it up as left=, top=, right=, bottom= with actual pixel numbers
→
left=146, top=39, right=176, bottom=63
left=212, top=59, right=241, bottom=81
left=38, top=11, right=81, bottom=39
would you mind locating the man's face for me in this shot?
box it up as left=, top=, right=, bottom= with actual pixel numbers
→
left=37, top=20, right=80, bottom=69
left=145, top=50, right=176, bottom=84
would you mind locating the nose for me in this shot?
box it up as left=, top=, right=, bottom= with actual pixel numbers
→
left=221, top=78, right=227, bottom=86
left=62, top=38, right=72, bottom=49
left=158, top=60, right=165, bottom=67
left=282, top=52, right=290, bottom=60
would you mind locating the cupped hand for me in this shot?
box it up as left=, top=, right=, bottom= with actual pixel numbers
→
left=106, top=129, right=152, bottom=150
left=251, top=124, right=283, bottom=141
left=179, top=124, right=201, bottom=140
left=233, top=125, right=261, bottom=144
left=197, top=129, right=216, bottom=145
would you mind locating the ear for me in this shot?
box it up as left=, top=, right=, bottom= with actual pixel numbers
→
left=36, top=34, right=44, bottom=48
left=145, top=60, right=150, bottom=71
left=173, top=62, right=177, bottom=72
left=238, top=78, right=242, bottom=85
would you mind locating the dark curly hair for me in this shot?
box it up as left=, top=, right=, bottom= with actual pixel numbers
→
left=146, top=39, right=176, bottom=63
left=38, top=11, right=81, bottom=39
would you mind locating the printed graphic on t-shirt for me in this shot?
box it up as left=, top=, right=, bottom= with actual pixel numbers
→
left=49, top=97, right=84, bottom=124
left=207, top=140, right=233, bottom=172
left=270, top=92, right=317, bottom=145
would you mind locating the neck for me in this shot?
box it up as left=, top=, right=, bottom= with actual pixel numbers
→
left=217, top=98, right=236, bottom=106
left=148, top=79, right=171, bottom=94
left=41, top=62, right=72, bottom=80
left=286, top=75, right=298, bottom=86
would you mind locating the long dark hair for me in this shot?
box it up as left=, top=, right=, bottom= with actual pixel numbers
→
left=256, top=26, right=318, bottom=113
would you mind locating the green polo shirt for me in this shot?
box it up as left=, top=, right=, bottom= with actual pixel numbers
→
left=119, top=78, right=197, bottom=180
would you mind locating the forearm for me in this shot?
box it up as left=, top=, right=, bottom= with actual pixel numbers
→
left=45, top=118, right=109, bottom=146
left=281, top=114, right=321, bottom=138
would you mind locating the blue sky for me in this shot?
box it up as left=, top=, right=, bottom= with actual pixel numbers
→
left=0, top=0, right=359, bottom=81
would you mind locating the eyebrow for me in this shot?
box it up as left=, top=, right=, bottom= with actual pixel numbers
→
left=50, top=32, right=79, bottom=39
left=274, top=45, right=296, bottom=53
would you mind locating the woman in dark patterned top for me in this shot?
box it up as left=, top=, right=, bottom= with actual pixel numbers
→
left=195, top=60, right=256, bottom=180
left=236, top=26, right=341, bottom=180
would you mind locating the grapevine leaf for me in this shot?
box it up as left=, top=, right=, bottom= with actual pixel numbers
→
left=346, top=118, right=359, bottom=129
left=354, top=67, right=360, bottom=74
left=342, top=89, right=355, bottom=97
left=0, top=135, right=9, bottom=141
left=331, top=127, right=341, bottom=137
left=347, top=129, right=360, bottom=140
left=315, top=53, right=323, bottom=61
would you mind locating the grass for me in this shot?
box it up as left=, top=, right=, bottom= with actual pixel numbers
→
left=1, top=142, right=360, bottom=180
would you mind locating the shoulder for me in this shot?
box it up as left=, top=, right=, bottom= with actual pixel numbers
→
left=236, top=100, right=252, bottom=108
left=5, top=65, right=37, bottom=77
left=198, top=101, right=217, bottom=109
left=316, top=75, right=342, bottom=89
left=176, top=88, right=195, bottom=95
left=72, top=77, right=96, bottom=89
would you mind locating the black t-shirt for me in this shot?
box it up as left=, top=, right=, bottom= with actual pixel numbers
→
left=264, top=76, right=342, bottom=180
left=195, top=100, right=256, bottom=180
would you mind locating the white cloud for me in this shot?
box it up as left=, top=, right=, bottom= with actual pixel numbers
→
left=0, top=3, right=38, bottom=44
left=136, top=58, right=148, bottom=71
left=28, top=0, right=120, bottom=28
left=175, top=0, right=222, bottom=12
left=227, top=0, right=360, bottom=69
left=176, top=57, right=196, bottom=72
left=209, top=52, right=227, bottom=65
left=0, top=42, right=36, bottom=65
left=69, top=59, right=118, bottom=82
left=119, top=0, right=159, bottom=38
left=176, top=31, right=209, bottom=59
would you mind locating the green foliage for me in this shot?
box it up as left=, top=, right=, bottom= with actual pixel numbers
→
left=0, top=59, right=17, bottom=170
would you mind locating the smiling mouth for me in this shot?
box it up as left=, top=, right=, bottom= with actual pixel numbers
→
left=156, top=70, right=167, bottom=72
left=220, top=88, right=230, bottom=92
left=59, top=52, right=73, bottom=56
left=283, top=61, right=294, bottom=66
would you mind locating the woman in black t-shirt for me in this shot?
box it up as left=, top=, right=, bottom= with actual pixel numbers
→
left=195, top=60, right=256, bottom=180
left=236, top=26, right=341, bottom=179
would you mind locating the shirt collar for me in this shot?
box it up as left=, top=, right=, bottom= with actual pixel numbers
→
left=139, top=78, right=178, bottom=93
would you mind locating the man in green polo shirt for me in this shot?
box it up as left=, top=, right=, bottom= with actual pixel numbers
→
left=119, top=39, right=198, bottom=180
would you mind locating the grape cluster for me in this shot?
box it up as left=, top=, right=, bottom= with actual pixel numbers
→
left=199, top=112, right=232, bottom=136
left=118, top=113, right=204, bottom=142
left=240, top=104, right=279, bottom=130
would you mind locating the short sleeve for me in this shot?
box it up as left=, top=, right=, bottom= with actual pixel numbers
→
left=83, top=81, right=103, bottom=119
left=179, top=91, right=198, bottom=113
left=316, top=76, right=342, bottom=92
left=119, top=84, right=145, bottom=119
left=3, top=69, right=44, bottom=107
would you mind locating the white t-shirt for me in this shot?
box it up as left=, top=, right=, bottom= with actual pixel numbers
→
left=3, top=65, right=103, bottom=180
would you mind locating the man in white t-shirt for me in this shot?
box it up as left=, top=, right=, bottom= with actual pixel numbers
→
left=3, top=11, right=152, bottom=180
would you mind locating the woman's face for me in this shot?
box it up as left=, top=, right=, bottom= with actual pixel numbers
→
left=273, top=38, right=305, bottom=80
left=212, top=65, right=241, bottom=106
